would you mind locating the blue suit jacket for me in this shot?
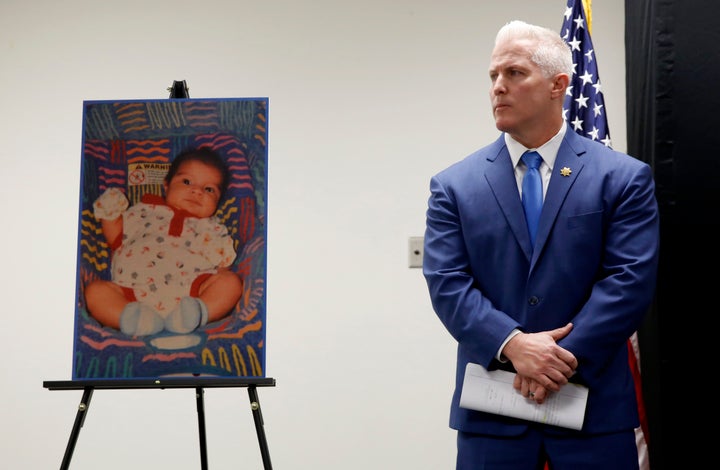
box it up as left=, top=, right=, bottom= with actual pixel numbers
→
left=423, top=130, right=659, bottom=436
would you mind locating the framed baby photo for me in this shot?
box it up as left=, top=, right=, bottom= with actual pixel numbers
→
left=73, top=97, right=268, bottom=380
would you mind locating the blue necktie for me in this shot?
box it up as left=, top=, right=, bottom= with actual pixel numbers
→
left=521, top=151, right=543, bottom=247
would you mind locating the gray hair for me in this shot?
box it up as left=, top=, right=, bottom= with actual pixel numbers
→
left=495, top=20, right=574, bottom=78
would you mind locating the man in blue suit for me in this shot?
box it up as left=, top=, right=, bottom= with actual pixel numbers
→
left=423, top=20, right=659, bottom=469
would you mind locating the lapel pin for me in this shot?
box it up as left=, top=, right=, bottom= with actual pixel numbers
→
left=560, top=167, right=572, bottom=177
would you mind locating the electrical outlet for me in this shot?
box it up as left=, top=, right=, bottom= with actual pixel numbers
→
left=408, top=236, right=424, bottom=268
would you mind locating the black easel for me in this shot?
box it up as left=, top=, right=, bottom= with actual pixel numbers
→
left=45, top=81, right=275, bottom=469
left=43, top=377, right=276, bottom=469
left=168, top=79, right=190, bottom=98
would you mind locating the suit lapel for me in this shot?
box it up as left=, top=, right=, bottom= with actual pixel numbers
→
left=534, top=133, right=587, bottom=257
left=484, top=141, right=534, bottom=260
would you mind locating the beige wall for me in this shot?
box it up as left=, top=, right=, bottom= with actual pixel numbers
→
left=0, top=1, right=625, bottom=468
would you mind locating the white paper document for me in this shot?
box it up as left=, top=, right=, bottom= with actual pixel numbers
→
left=459, top=362, right=589, bottom=430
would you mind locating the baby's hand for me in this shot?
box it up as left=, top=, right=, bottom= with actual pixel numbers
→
left=93, top=187, right=129, bottom=221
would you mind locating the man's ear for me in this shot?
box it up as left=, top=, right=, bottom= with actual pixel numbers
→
left=551, top=73, right=570, bottom=99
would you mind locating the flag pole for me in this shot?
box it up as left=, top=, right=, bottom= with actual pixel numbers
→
left=583, top=0, right=592, bottom=33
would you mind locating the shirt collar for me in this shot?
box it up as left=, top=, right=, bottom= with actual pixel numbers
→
left=504, top=122, right=567, bottom=171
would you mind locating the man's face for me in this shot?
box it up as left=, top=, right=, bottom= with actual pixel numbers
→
left=164, top=160, right=222, bottom=218
left=488, top=38, right=556, bottom=139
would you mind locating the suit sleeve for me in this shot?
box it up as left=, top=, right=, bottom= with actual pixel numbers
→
left=558, top=160, right=660, bottom=386
left=423, top=175, right=520, bottom=369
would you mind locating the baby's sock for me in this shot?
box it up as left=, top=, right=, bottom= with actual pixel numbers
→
left=119, top=302, right=164, bottom=336
left=165, top=297, right=209, bottom=334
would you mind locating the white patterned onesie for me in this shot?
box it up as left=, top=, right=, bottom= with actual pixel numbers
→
left=102, top=191, right=236, bottom=318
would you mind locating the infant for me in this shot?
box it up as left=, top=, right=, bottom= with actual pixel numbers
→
left=85, top=147, right=243, bottom=336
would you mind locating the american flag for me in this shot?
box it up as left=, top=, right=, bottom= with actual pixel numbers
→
left=560, top=0, right=612, bottom=147
left=559, top=2, right=650, bottom=469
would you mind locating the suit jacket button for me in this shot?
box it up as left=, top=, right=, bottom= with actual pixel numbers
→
left=528, top=296, right=540, bottom=305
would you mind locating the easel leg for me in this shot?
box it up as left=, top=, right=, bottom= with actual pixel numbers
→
left=196, top=387, right=209, bottom=470
left=248, top=385, right=273, bottom=469
left=60, top=386, right=94, bottom=470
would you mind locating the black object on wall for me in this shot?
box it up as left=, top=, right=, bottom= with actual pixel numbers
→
left=626, top=0, right=719, bottom=467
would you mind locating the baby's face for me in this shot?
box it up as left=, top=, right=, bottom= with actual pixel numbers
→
left=164, top=160, right=222, bottom=218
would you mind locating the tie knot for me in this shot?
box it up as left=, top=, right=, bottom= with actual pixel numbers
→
left=522, top=151, right=542, bottom=170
